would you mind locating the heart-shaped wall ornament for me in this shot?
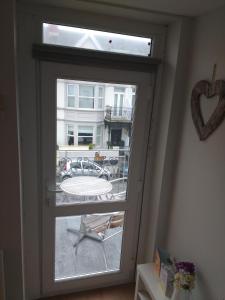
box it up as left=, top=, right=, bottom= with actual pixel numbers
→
left=191, top=80, right=225, bottom=140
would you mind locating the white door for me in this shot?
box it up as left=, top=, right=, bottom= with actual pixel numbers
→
left=41, top=61, right=154, bottom=296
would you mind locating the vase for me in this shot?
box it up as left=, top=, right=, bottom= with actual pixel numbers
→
left=171, top=288, right=191, bottom=300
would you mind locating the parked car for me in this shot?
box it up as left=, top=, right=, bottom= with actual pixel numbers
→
left=60, top=159, right=111, bottom=181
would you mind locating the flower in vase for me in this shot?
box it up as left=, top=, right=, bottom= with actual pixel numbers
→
left=174, top=261, right=195, bottom=291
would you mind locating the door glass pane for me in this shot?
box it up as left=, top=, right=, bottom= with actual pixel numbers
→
left=43, top=23, right=152, bottom=57
left=55, top=212, right=124, bottom=281
left=56, top=79, right=136, bottom=205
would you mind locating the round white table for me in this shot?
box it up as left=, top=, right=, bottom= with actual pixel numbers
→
left=60, top=176, right=112, bottom=196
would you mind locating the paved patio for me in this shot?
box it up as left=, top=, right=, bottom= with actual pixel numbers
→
left=55, top=216, right=123, bottom=280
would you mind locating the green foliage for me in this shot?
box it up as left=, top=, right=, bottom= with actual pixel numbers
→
left=88, top=143, right=95, bottom=150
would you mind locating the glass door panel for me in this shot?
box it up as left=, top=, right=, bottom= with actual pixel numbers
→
left=56, top=79, right=135, bottom=205
left=55, top=212, right=124, bottom=281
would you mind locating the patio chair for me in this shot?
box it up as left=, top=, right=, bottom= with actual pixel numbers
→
left=67, top=212, right=124, bottom=269
left=100, top=177, right=127, bottom=201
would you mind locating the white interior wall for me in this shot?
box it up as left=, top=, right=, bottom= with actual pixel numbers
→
left=166, top=7, right=225, bottom=300
left=0, top=1, right=24, bottom=300
left=137, top=18, right=193, bottom=262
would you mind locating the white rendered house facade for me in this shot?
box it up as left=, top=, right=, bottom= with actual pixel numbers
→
left=57, top=79, right=135, bottom=149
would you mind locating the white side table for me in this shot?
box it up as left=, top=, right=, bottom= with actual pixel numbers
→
left=134, top=263, right=170, bottom=300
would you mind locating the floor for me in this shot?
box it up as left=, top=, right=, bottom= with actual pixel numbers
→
left=42, top=284, right=135, bottom=300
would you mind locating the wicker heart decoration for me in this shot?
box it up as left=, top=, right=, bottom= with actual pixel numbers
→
left=191, top=80, right=225, bottom=140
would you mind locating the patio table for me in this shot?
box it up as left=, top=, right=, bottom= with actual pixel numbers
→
left=60, top=176, right=112, bottom=196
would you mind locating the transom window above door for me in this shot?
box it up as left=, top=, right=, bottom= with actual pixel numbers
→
left=43, top=23, right=152, bottom=57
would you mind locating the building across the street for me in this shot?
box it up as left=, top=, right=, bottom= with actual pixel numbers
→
left=57, top=79, right=136, bottom=149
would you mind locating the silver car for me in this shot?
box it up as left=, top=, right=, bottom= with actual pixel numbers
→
left=60, top=159, right=111, bottom=181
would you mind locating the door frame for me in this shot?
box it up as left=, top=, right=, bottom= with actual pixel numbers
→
left=40, top=59, right=157, bottom=296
